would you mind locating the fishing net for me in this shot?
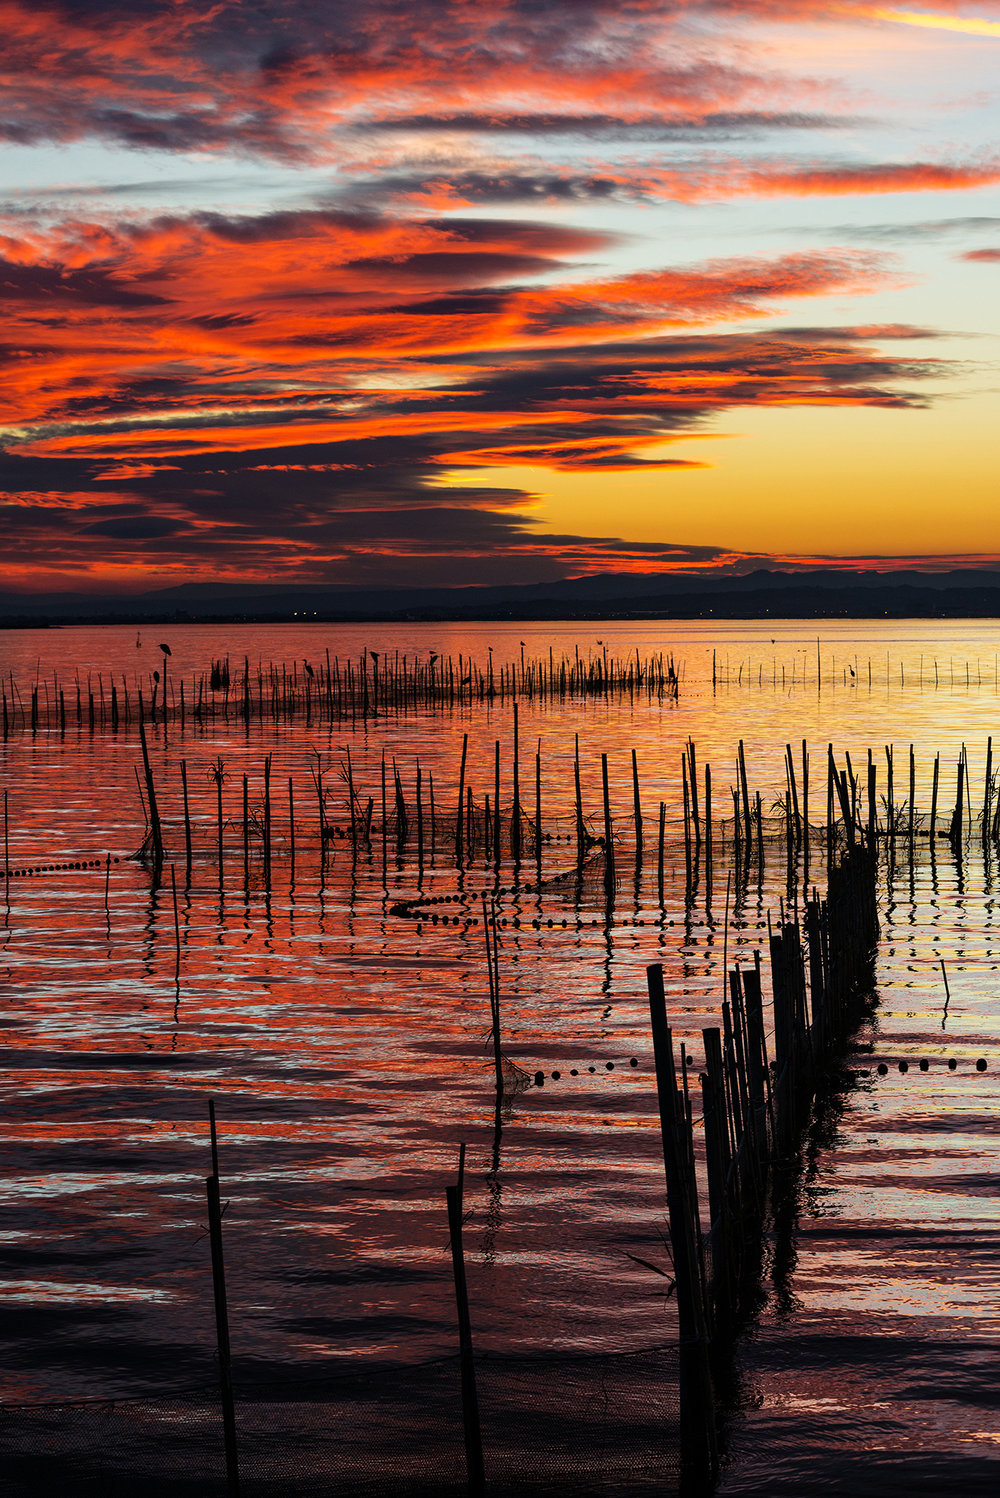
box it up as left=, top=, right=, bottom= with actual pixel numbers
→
left=0, top=1344, right=680, bottom=1497
left=537, top=850, right=617, bottom=911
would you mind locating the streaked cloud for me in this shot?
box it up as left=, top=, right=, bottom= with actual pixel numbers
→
left=0, top=0, right=996, bottom=587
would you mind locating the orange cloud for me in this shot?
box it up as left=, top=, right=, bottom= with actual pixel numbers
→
left=0, top=0, right=990, bottom=589
left=0, top=200, right=943, bottom=586
left=0, top=205, right=907, bottom=480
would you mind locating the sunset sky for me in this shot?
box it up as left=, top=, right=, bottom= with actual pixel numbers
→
left=1, top=0, right=999, bottom=594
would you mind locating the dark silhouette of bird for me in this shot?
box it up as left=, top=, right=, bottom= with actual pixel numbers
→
left=159, top=643, right=171, bottom=656
left=304, top=662, right=314, bottom=678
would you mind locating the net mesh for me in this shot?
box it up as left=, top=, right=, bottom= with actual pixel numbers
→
left=0, top=1345, right=680, bottom=1496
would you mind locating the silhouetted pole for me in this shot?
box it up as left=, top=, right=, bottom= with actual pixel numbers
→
left=646, top=964, right=718, bottom=1489
left=206, top=1101, right=240, bottom=1497
left=447, top=1144, right=485, bottom=1497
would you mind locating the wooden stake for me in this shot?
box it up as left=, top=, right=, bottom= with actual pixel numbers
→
left=511, top=703, right=521, bottom=862
left=206, top=1102, right=240, bottom=1498
left=931, top=753, right=940, bottom=839
left=170, top=865, right=181, bottom=984
left=456, top=733, right=468, bottom=864
left=657, top=801, right=666, bottom=906
left=601, top=753, right=615, bottom=894
left=632, top=748, right=643, bottom=856
left=180, top=760, right=192, bottom=876
left=137, top=714, right=164, bottom=872
left=242, top=775, right=249, bottom=888
left=446, top=1144, right=486, bottom=1498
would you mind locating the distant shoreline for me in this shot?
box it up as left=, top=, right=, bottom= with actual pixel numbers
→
left=8, top=567, right=1000, bottom=629
left=5, top=588, right=1000, bottom=629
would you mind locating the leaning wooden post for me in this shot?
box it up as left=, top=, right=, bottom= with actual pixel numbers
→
left=657, top=801, right=666, bottom=906
left=446, top=1144, right=486, bottom=1498
left=288, top=777, right=296, bottom=877
left=645, top=964, right=718, bottom=1484
left=631, top=748, right=643, bottom=858
left=681, top=756, right=692, bottom=887
left=206, top=1101, right=240, bottom=1498
left=263, top=753, right=272, bottom=884
left=737, top=739, right=752, bottom=849
left=573, top=734, right=586, bottom=858
left=242, top=775, right=250, bottom=887
left=346, top=747, right=357, bottom=850
left=214, top=763, right=225, bottom=887
left=511, top=702, right=522, bottom=862
left=601, top=753, right=615, bottom=897
left=930, top=753, right=940, bottom=840
left=950, top=752, right=965, bottom=844
left=983, top=737, right=993, bottom=845
left=380, top=753, right=388, bottom=880
left=482, top=896, right=503, bottom=1095
left=687, top=739, right=701, bottom=853
left=908, top=744, right=916, bottom=850
left=137, top=713, right=164, bottom=873
left=170, top=865, right=181, bottom=986
left=534, top=741, right=542, bottom=876
left=456, top=733, right=468, bottom=865
left=180, top=760, right=193, bottom=877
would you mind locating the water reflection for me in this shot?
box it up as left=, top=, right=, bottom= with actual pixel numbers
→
left=2, top=621, right=1000, bottom=1486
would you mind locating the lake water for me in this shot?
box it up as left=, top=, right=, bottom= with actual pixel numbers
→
left=2, top=617, right=1000, bottom=1492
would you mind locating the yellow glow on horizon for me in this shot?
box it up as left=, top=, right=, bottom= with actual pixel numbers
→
left=873, top=9, right=1000, bottom=37
left=448, top=394, right=1000, bottom=560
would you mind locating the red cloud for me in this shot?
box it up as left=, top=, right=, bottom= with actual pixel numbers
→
left=0, top=0, right=778, bottom=159
left=0, top=0, right=994, bottom=173
left=0, top=207, right=906, bottom=458
left=739, top=162, right=1000, bottom=198
left=0, top=200, right=942, bottom=591
left=0, top=1, right=985, bottom=588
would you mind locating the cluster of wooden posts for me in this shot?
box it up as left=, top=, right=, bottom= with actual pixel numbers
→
left=712, top=646, right=999, bottom=694
left=8, top=642, right=999, bottom=738
left=1, top=644, right=679, bottom=738
left=678, top=736, right=1000, bottom=898
left=126, top=705, right=1000, bottom=919
left=645, top=839, right=879, bottom=1490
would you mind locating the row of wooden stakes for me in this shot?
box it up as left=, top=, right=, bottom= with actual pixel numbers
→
left=645, top=839, right=880, bottom=1489
left=128, top=718, right=1000, bottom=902
left=2, top=644, right=680, bottom=737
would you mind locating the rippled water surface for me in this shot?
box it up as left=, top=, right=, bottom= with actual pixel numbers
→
left=2, top=618, right=1000, bottom=1489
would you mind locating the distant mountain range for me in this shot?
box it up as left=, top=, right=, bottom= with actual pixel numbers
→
left=5, top=568, right=1000, bottom=625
